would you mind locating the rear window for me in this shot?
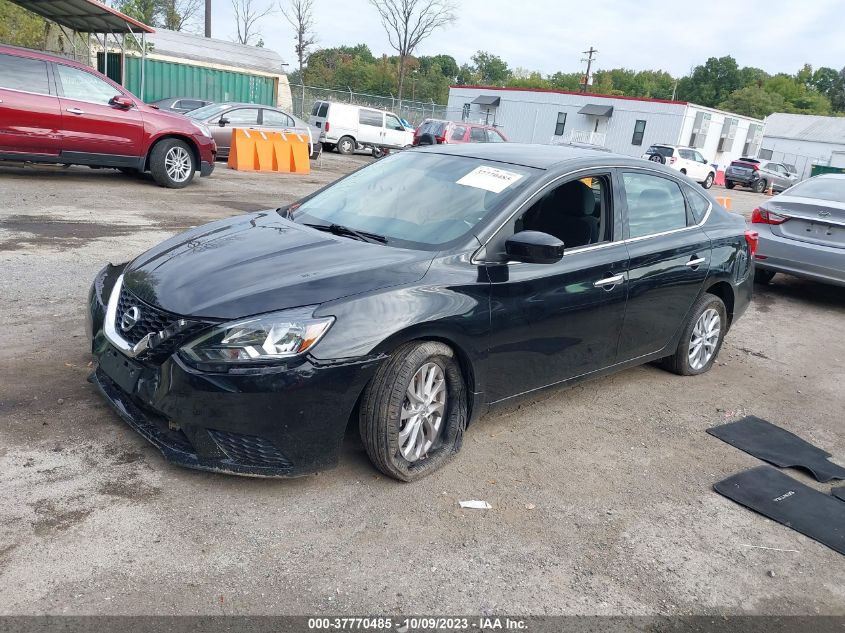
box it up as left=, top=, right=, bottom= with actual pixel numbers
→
left=318, top=102, right=328, bottom=117
left=733, top=158, right=760, bottom=165
left=418, top=120, right=447, bottom=137
left=784, top=177, right=845, bottom=203
left=645, top=145, right=674, bottom=158
left=0, top=53, right=50, bottom=95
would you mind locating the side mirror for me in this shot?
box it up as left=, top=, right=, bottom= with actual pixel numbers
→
left=218, top=117, right=229, bottom=127
left=505, top=231, right=564, bottom=264
left=110, top=95, right=133, bottom=109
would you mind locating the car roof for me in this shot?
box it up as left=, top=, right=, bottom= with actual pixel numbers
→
left=0, top=44, right=96, bottom=71
left=815, top=173, right=845, bottom=180
left=414, top=142, right=643, bottom=170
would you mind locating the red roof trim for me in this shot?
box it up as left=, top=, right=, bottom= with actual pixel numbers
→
left=84, top=0, right=155, bottom=33
left=451, top=85, right=687, bottom=106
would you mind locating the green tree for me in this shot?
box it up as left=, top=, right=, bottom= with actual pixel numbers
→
left=677, top=56, right=742, bottom=107
left=470, top=50, right=511, bottom=85
left=113, top=0, right=159, bottom=25
left=0, top=0, right=46, bottom=49
left=718, top=85, right=785, bottom=119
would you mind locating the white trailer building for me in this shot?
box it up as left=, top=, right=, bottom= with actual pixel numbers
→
left=759, top=113, right=845, bottom=180
left=447, top=86, right=764, bottom=171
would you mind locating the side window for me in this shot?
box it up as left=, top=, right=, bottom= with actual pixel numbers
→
left=385, top=113, right=404, bottom=131
left=469, top=127, right=487, bottom=142
left=486, top=129, right=505, bottom=143
left=55, top=64, right=118, bottom=104
left=631, top=120, right=646, bottom=145
left=686, top=187, right=712, bottom=224
left=224, top=108, right=259, bottom=125
left=678, top=149, right=694, bottom=160
left=359, top=109, right=383, bottom=127
left=449, top=126, right=466, bottom=141
left=262, top=109, right=294, bottom=127
left=318, top=102, right=329, bottom=117
left=554, top=112, right=567, bottom=136
left=694, top=151, right=707, bottom=163
left=622, top=172, right=688, bottom=239
left=0, top=54, right=51, bottom=94
left=517, top=175, right=610, bottom=249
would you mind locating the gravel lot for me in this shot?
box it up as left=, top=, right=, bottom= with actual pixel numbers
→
left=1, top=156, right=843, bottom=616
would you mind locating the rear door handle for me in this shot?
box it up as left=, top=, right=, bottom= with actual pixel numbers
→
left=66, top=107, right=85, bottom=115
left=594, top=274, right=624, bottom=289
left=686, top=257, right=706, bottom=268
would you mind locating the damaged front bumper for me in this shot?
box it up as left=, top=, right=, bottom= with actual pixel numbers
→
left=87, top=264, right=381, bottom=477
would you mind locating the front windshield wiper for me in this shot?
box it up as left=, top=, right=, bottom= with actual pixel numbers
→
left=303, top=222, right=388, bottom=244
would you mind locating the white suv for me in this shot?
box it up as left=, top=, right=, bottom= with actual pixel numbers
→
left=642, top=145, right=716, bottom=189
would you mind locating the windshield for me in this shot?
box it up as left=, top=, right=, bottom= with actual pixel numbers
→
left=290, top=151, right=540, bottom=249
left=185, top=103, right=231, bottom=121
left=785, top=177, right=845, bottom=202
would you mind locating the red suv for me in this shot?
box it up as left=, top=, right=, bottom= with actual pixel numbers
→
left=0, top=45, right=216, bottom=188
left=413, top=119, right=507, bottom=146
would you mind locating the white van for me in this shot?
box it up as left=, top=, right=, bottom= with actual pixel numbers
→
left=309, top=101, right=414, bottom=154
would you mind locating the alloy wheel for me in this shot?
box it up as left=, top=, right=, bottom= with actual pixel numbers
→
left=688, top=308, right=721, bottom=370
left=399, top=362, right=447, bottom=462
left=164, top=146, right=192, bottom=183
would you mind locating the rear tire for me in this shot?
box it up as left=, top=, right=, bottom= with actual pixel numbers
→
left=649, top=154, right=665, bottom=164
left=753, top=179, right=767, bottom=194
left=337, top=136, right=356, bottom=155
left=725, top=180, right=735, bottom=189
left=150, top=138, right=195, bottom=189
left=754, top=268, right=776, bottom=284
left=660, top=293, right=727, bottom=376
left=702, top=172, right=714, bottom=189
left=359, top=341, right=467, bottom=482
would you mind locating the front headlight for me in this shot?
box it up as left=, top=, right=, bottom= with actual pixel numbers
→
left=181, top=307, right=334, bottom=364
left=191, top=121, right=213, bottom=138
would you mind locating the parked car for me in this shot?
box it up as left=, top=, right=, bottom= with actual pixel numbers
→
left=413, top=119, right=508, bottom=146
left=87, top=144, right=754, bottom=481
left=751, top=173, right=845, bottom=287
left=725, top=158, right=799, bottom=193
left=150, top=96, right=213, bottom=114
left=309, top=100, right=414, bottom=154
left=186, top=102, right=321, bottom=161
left=642, top=144, right=716, bottom=189
left=0, top=45, right=216, bottom=188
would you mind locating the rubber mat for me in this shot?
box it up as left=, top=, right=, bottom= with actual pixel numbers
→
left=834, top=487, right=845, bottom=502
left=707, top=416, right=845, bottom=483
left=715, top=465, right=845, bottom=555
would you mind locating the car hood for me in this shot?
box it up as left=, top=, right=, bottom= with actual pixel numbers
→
left=122, top=211, right=435, bottom=319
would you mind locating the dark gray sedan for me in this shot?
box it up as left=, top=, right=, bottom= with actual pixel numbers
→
left=752, top=173, right=845, bottom=286
left=186, top=102, right=322, bottom=161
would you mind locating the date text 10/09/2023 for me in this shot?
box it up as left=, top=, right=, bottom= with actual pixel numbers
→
left=308, top=617, right=529, bottom=631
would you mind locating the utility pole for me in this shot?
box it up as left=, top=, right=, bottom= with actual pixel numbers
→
left=204, top=0, right=211, bottom=37
left=580, top=46, right=597, bottom=93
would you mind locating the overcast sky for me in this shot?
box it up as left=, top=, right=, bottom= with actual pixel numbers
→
left=211, top=0, right=843, bottom=78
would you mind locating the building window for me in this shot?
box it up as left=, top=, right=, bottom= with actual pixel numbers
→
left=632, top=120, right=647, bottom=145
left=554, top=112, right=567, bottom=136
left=759, top=148, right=774, bottom=160
left=462, top=103, right=471, bottom=121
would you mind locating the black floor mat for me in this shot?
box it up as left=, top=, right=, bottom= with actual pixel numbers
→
left=834, top=487, right=845, bottom=502
left=715, top=465, right=845, bottom=555
left=707, top=416, right=845, bottom=483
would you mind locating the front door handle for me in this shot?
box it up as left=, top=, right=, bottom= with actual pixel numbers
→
left=594, top=274, right=624, bottom=289
left=686, top=256, right=706, bottom=269
left=66, top=107, right=85, bottom=115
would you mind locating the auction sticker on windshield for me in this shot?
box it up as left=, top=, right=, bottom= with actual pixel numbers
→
left=457, top=165, right=524, bottom=193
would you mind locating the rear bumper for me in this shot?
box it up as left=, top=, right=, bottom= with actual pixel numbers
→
left=725, top=171, right=758, bottom=185
left=756, top=226, right=845, bottom=286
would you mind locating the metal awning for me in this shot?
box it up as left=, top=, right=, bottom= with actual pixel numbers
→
left=7, top=0, right=154, bottom=33
left=578, top=104, right=614, bottom=117
left=472, top=95, right=501, bottom=107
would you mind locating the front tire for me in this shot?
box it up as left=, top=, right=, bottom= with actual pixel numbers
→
left=702, top=172, right=714, bottom=189
left=754, top=268, right=776, bottom=284
left=337, top=136, right=356, bottom=155
left=360, top=341, right=467, bottom=482
left=661, top=293, right=727, bottom=376
left=150, top=139, right=195, bottom=188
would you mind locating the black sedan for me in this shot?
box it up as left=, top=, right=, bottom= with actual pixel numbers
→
left=87, top=144, right=756, bottom=481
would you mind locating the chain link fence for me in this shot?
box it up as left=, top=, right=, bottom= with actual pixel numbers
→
left=289, top=83, right=454, bottom=125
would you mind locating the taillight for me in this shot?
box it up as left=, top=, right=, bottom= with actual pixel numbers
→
left=751, top=207, right=789, bottom=225
left=744, top=230, right=759, bottom=258
left=669, top=156, right=677, bottom=164
left=325, top=121, right=330, bottom=133
left=435, top=136, right=445, bottom=144
left=751, top=163, right=759, bottom=171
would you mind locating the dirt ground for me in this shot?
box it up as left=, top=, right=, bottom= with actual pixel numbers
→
left=1, top=156, right=843, bottom=616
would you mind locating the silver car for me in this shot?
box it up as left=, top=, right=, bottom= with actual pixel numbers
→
left=186, top=102, right=321, bottom=161
left=726, top=158, right=799, bottom=193
left=752, top=173, right=845, bottom=286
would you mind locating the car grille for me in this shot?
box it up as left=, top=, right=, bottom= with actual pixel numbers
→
left=207, top=429, right=293, bottom=470
left=115, top=286, right=208, bottom=358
